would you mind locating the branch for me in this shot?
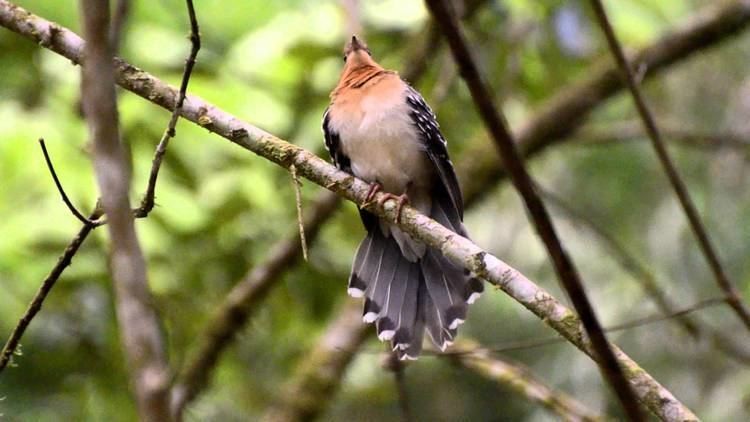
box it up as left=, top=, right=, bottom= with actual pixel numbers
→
left=0, top=2, right=717, bottom=418
left=587, top=0, right=750, bottom=334
left=38, top=138, right=103, bottom=226
left=0, top=208, right=102, bottom=373
left=437, top=296, right=728, bottom=356
left=135, top=0, right=200, bottom=218
left=451, top=339, right=603, bottom=422
left=260, top=301, right=369, bottom=422
left=541, top=187, right=750, bottom=365
left=424, top=1, right=642, bottom=419
left=79, top=0, right=169, bottom=419
left=458, top=0, right=750, bottom=208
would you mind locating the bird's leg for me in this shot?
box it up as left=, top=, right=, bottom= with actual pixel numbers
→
left=377, top=192, right=410, bottom=224
left=362, top=182, right=383, bottom=208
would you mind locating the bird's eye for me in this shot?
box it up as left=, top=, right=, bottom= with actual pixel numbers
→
left=342, top=54, right=347, bottom=62
left=365, top=48, right=372, bottom=56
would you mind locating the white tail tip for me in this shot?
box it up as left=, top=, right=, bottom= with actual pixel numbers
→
left=378, top=330, right=395, bottom=341
left=347, top=287, right=365, bottom=298
left=362, top=312, right=378, bottom=323
left=467, top=292, right=481, bottom=304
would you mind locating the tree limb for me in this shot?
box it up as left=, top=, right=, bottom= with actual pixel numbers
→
left=79, top=0, right=170, bottom=419
left=587, top=0, right=750, bottom=332
left=425, top=0, right=642, bottom=418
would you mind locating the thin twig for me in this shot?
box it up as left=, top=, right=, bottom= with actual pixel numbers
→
left=425, top=1, right=643, bottom=419
left=434, top=296, right=728, bottom=357
left=38, top=138, right=103, bottom=227
left=0, top=208, right=102, bottom=374
left=587, top=0, right=750, bottom=333
left=135, top=0, right=200, bottom=218
left=290, top=164, right=308, bottom=261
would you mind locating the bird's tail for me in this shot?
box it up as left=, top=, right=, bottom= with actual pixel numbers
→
left=348, top=229, right=483, bottom=360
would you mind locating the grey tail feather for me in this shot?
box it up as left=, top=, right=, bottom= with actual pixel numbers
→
left=349, top=225, right=484, bottom=359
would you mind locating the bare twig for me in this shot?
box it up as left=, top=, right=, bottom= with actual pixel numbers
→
left=290, top=164, right=309, bottom=261
left=451, top=340, right=604, bottom=422
left=436, top=296, right=728, bottom=357
left=425, top=1, right=643, bottom=419
left=38, top=138, right=103, bottom=227
left=79, top=0, right=170, bottom=419
left=587, top=0, right=750, bottom=334
left=0, top=3, right=714, bottom=418
left=135, top=0, right=200, bottom=218
left=0, top=208, right=102, bottom=374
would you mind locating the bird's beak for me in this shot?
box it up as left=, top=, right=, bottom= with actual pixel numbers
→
left=350, top=35, right=365, bottom=52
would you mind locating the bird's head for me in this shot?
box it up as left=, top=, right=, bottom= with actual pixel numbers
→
left=342, top=35, right=376, bottom=69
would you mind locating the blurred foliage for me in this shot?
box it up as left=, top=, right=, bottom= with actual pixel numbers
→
left=1, top=0, right=750, bottom=420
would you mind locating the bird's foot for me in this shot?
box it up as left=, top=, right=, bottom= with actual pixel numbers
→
left=361, top=182, right=383, bottom=208
left=377, top=193, right=410, bottom=223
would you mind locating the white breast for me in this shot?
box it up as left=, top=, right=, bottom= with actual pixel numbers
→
left=329, top=91, right=431, bottom=197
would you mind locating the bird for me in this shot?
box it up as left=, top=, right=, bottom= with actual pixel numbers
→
left=322, top=36, right=484, bottom=360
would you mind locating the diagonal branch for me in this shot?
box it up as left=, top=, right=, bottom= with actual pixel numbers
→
left=587, top=0, right=750, bottom=333
left=135, top=0, right=200, bottom=218
left=0, top=207, right=102, bottom=373
left=424, top=0, right=642, bottom=419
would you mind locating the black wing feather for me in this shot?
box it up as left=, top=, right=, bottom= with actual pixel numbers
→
left=405, top=87, right=464, bottom=220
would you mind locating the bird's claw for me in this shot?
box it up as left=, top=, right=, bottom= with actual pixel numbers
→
left=361, top=182, right=383, bottom=209
left=377, top=193, right=410, bottom=224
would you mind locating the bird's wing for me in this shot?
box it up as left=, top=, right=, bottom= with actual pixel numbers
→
left=322, top=107, right=352, bottom=173
left=405, top=86, right=464, bottom=220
